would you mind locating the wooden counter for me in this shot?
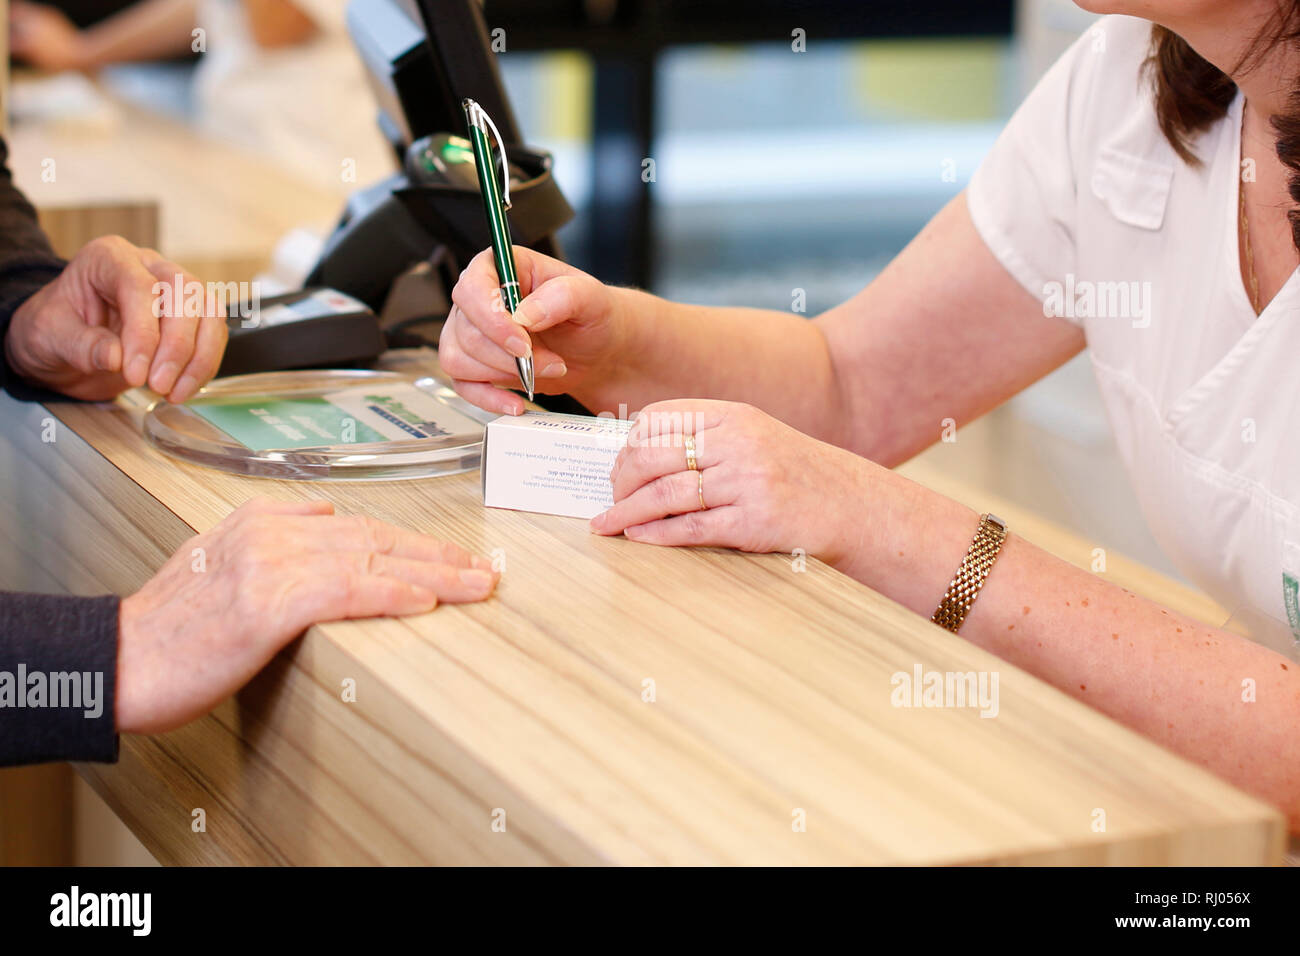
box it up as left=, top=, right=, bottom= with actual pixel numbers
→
left=0, top=350, right=1285, bottom=865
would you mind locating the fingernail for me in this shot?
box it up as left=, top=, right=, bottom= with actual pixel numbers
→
left=625, top=526, right=643, bottom=540
left=504, top=335, right=530, bottom=359
left=514, top=299, right=546, bottom=329
left=590, top=511, right=608, bottom=531
left=150, top=361, right=179, bottom=392
left=126, top=354, right=149, bottom=386
left=471, top=555, right=494, bottom=571
left=458, top=568, right=494, bottom=589
left=541, top=361, right=567, bottom=378
left=172, top=374, right=199, bottom=400
left=93, top=339, right=117, bottom=372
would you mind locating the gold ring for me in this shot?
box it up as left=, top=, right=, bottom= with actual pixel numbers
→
left=684, top=434, right=698, bottom=471
left=697, top=470, right=708, bottom=511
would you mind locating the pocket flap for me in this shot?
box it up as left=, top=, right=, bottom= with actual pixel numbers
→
left=1089, top=145, right=1174, bottom=231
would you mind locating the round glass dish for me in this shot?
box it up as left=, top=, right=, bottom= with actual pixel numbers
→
left=143, top=369, right=496, bottom=481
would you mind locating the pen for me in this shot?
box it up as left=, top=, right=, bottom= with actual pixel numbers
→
left=462, top=97, right=534, bottom=401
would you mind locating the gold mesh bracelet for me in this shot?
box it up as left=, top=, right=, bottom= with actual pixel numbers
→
left=930, top=514, right=1008, bottom=633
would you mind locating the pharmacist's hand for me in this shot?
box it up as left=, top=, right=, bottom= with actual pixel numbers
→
left=3, top=236, right=227, bottom=402
left=591, top=399, right=878, bottom=562
left=115, top=498, right=499, bottom=734
left=443, top=246, right=629, bottom=415
left=8, top=2, right=87, bottom=72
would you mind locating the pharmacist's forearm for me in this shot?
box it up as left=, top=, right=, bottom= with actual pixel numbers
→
left=579, top=287, right=847, bottom=440
left=243, top=0, right=317, bottom=48
left=848, top=470, right=1300, bottom=828
left=78, top=0, right=197, bottom=69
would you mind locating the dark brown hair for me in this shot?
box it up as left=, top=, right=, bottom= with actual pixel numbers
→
left=1147, top=10, right=1300, bottom=249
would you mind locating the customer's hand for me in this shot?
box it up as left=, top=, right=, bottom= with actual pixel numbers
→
left=115, top=498, right=499, bottom=734
left=4, top=236, right=227, bottom=402
left=591, top=399, right=880, bottom=563
left=443, top=246, right=630, bottom=415
left=8, top=2, right=88, bottom=72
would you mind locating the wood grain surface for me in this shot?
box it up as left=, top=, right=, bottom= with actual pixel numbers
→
left=0, top=350, right=1284, bottom=865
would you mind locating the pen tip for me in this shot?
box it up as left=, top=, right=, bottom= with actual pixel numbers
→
left=517, top=355, right=534, bottom=404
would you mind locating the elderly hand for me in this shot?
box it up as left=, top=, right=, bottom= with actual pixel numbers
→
left=3, top=236, right=227, bottom=403
left=116, top=498, right=499, bottom=735
left=590, top=399, right=878, bottom=563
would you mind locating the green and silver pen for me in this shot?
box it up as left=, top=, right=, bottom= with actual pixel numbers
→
left=462, top=97, right=534, bottom=401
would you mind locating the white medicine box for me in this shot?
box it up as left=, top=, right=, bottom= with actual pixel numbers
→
left=481, top=412, right=633, bottom=519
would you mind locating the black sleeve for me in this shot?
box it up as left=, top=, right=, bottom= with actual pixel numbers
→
left=0, top=142, right=121, bottom=766
left=0, top=593, right=121, bottom=766
left=0, top=135, right=68, bottom=390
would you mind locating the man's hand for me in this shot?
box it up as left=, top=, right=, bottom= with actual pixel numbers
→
left=3, top=235, right=228, bottom=402
left=116, top=498, right=500, bottom=735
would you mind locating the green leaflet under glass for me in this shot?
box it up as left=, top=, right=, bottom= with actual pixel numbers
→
left=143, top=369, right=495, bottom=482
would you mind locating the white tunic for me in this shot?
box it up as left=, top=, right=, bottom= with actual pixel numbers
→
left=968, top=14, right=1300, bottom=657
left=194, top=0, right=396, bottom=194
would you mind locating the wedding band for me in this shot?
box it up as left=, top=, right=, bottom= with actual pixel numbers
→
left=697, top=470, right=708, bottom=511
left=684, top=434, right=698, bottom=471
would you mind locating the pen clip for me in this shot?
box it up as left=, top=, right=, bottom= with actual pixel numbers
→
left=464, top=98, right=512, bottom=210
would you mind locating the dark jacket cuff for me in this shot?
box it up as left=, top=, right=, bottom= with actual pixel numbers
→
left=0, top=593, right=121, bottom=766
left=0, top=261, right=62, bottom=327
left=0, top=266, right=64, bottom=395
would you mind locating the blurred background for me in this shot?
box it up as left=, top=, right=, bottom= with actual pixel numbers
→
left=2, top=0, right=1188, bottom=863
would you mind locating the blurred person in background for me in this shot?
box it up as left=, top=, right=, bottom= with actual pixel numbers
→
left=8, top=0, right=395, bottom=193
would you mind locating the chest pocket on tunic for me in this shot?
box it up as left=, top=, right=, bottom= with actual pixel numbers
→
left=1089, top=145, right=1175, bottom=231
